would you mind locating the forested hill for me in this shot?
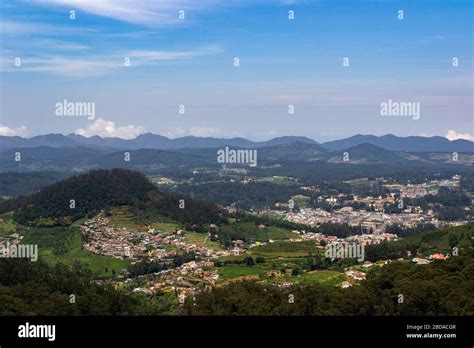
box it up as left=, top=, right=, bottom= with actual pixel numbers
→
left=0, top=169, right=224, bottom=226
left=365, top=223, right=474, bottom=261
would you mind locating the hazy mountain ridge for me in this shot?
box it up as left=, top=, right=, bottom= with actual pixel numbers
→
left=0, top=133, right=317, bottom=151
left=2, top=133, right=471, bottom=152
left=322, top=134, right=474, bottom=152
left=0, top=141, right=472, bottom=174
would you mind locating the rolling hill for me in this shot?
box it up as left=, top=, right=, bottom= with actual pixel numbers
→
left=0, top=169, right=224, bottom=226
left=0, top=133, right=318, bottom=151
left=322, top=134, right=474, bottom=152
left=322, top=143, right=413, bottom=164
left=2, top=133, right=472, bottom=152
left=0, top=141, right=472, bottom=174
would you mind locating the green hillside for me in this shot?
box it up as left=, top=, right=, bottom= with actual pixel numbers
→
left=366, top=223, right=474, bottom=261
left=1, top=169, right=224, bottom=226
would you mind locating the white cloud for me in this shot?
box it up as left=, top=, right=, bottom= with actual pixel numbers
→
left=31, top=39, right=91, bottom=51
left=0, top=46, right=220, bottom=77
left=126, top=46, right=221, bottom=63
left=32, top=0, right=298, bottom=26
left=0, top=124, right=28, bottom=137
left=165, top=127, right=241, bottom=138
left=75, top=118, right=146, bottom=139
left=33, top=0, right=220, bottom=26
left=12, top=57, right=120, bottom=77
left=0, top=19, right=96, bottom=36
left=0, top=19, right=64, bottom=36
left=446, top=130, right=474, bottom=142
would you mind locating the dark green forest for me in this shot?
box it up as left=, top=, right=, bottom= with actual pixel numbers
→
left=186, top=250, right=474, bottom=315
left=0, top=259, right=175, bottom=315
left=365, top=223, right=473, bottom=262
left=0, top=169, right=225, bottom=226
left=1, top=250, right=472, bottom=316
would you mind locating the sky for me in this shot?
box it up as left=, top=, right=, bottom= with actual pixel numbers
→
left=0, top=0, right=473, bottom=142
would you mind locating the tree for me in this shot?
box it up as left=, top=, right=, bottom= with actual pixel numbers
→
left=291, top=268, right=300, bottom=276
left=245, top=257, right=254, bottom=266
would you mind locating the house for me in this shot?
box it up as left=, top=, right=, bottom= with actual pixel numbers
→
left=362, top=261, right=374, bottom=268
left=346, top=270, right=366, bottom=281
left=267, top=269, right=282, bottom=277
left=412, top=257, right=430, bottom=265
left=233, top=240, right=244, bottom=247
left=340, top=281, right=352, bottom=288
left=429, top=253, right=447, bottom=261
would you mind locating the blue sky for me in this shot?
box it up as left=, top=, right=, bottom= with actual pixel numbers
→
left=0, top=0, right=472, bottom=141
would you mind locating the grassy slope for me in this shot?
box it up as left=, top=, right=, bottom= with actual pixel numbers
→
left=1, top=212, right=130, bottom=279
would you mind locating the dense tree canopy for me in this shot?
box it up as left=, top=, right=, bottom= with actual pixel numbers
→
left=186, top=250, right=474, bottom=316
left=0, top=169, right=224, bottom=226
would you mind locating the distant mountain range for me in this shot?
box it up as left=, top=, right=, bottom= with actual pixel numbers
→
left=0, top=133, right=473, bottom=174
left=2, top=133, right=472, bottom=152
left=0, top=140, right=473, bottom=174
left=322, top=134, right=474, bottom=152
left=0, top=133, right=318, bottom=151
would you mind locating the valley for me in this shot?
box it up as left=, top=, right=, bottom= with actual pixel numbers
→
left=0, top=166, right=472, bottom=315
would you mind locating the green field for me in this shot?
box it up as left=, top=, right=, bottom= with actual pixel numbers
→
left=109, top=206, right=180, bottom=234
left=260, top=270, right=346, bottom=286
left=343, top=178, right=370, bottom=185
left=151, top=222, right=179, bottom=234
left=44, top=229, right=131, bottom=278
left=218, top=240, right=321, bottom=266
left=257, top=176, right=296, bottom=185
left=219, top=221, right=295, bottom=244
left=291, top=195, right=310, bottom=206
left=218, top=265, right=266, bottom=280
left=217, top=264, right=345, bottom=287
left=246, top=240, right=320, bottom=260
left=184, top=231, right=223, bottom=251
left=296, top=270, right=346, bottom=285
left=0, top=212, right=16, bottom=236
left=108, top=206, right=148, bottom=231
left=12, top=221, right=131, bottom=279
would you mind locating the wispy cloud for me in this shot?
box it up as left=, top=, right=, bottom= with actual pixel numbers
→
left=75, top=118, right=146, bottom=139
left=0, top=18, right=97, bottom=36
left=165, top=126, right=242, bottom=139
left=30, top=0, right=309, bottom=26
left=0, top=124, right=28, bottom=137
left=31, top=38, right=91, bottom=51
left=0, top=19, right=61, bottom=35
left=31, top=0, right=220, bottom=27
left=0, top=46, right=221, bottom=77
left=446, top=130, right=474, bottom=142
left=1, top=56, right=120, bottom=77
left=125, top=45, right=222, bottom=63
